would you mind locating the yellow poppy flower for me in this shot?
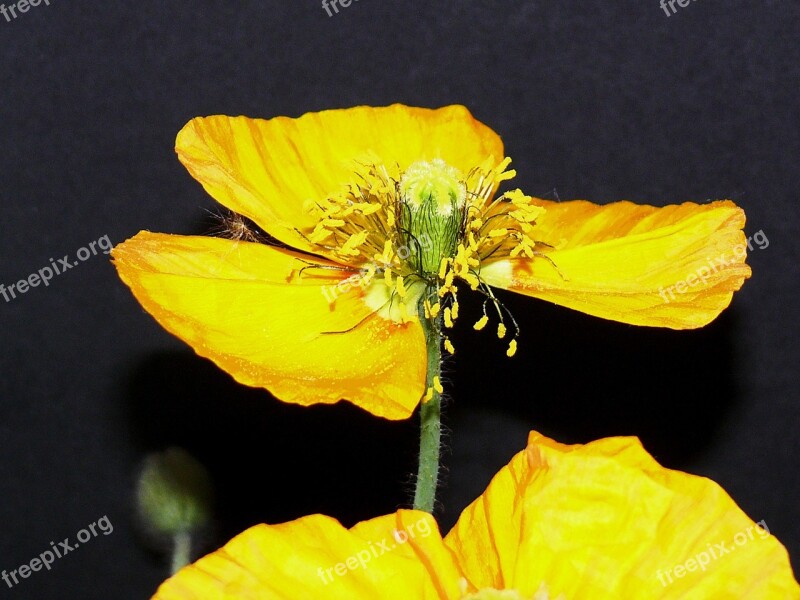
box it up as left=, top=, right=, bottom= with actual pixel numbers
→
left=112, top=105, right=751, bottom=420
left=150, top=431, right=799, bottom=599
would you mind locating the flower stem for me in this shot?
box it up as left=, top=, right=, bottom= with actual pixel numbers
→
left=413, top=312, right=442, bottom=513
left=170, top=531, right=192, bottom=575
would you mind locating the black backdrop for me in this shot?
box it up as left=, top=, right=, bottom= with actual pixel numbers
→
left=1, top=2, right=798, bottom=598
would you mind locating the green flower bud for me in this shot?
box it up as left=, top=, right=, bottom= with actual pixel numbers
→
left=399, top=159, right=466, bottom=276
left=137, top=447, right=214, bottom=537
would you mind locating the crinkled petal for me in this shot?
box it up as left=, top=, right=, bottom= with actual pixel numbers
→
left=175, top=104, right=504, bottom=253
left=112, top=231, right=425, bottom=419
left=482, top=199, right=751, bottom=329
left=152, top=511, right=463, bottom=600
left=445, top=431, right=800, bottom=599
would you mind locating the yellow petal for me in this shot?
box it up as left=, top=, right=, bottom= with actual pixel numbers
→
left=152, top=511, right=464, bottom=599
left=175, top=104, right=504, bottom=253
left=445, top=431, right=800, bottom=598
left=112, top=231, right=425, bottom=420
left=481, top=199, right=751, bottom=329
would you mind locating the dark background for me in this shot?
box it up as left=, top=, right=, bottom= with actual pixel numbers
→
left=1, top=1, right=798, bottom=597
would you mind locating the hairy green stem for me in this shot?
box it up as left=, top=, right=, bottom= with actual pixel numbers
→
left=170, top=531, right=192, bottom=575
left=413, top=312, right=443, bottom=513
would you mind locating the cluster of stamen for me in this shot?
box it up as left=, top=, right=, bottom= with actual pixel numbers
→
left=298, top=154, right=552, bottom=365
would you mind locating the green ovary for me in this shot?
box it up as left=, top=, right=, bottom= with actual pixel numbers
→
left=398, top=159, right=466, bottom=277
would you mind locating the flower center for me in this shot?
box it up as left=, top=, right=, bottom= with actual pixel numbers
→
left=300, top=155, right=553, bottom=358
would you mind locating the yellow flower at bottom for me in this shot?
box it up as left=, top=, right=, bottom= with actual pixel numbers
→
left=151, top=432, right=799, bottom=599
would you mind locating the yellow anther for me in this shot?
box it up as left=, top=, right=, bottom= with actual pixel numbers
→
left=422, top=386, right=434, bottom=403
left=493, top=157, right=516, bottom=182
left=454, top=256, right=468, bottom=276
left=395, top=275, right=407, bottom=298
left=451, top=301, right=459, bottom=320
left=336, top=204, right=356, bottom=218
left=497, top=323, right=507, bottom=339
left=505, top=189, right=528, bottom=205
left=464, top=272, right=480, bottom=290
left=444, top=269, right=455, bottom=290
left=444, top=338, right=455, bottom=354
left=372, top=239, right=393, bottom=266
left=489, top=228, right=509, bottom=238
left=444, top=307, right=453, bottom=328
left=360, top=264, right=376, bottom=286
left=469, top=218, right=483, bottom=231
left=358, top=202, right=382, bottom=216
left=423, top=299, right=431, bottom=319
left=308, top=226, right=333, bottom=243
left=322, top=218, right=346, bottom=228
left=511, top=204, right=540, bottom=219
left=433, top=376, right=444, bottom=394
left=473, top=315, right=489, bottom=331
left=467, top=256, right=480, bottom=268
left=383, top=268, right=394, bottom=288
left=506, top=339, right=518, bottom=357
left=520, top=233, right=534, bottom=246
left=430, top=302, right=440, bottom=317
left=387, top=210, right=395, bottom=227
left=468, top=231, right=479, bottom=251
left=438, top=257, right=451, bottom=280
left=340, top=231, right=369, bottom=256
